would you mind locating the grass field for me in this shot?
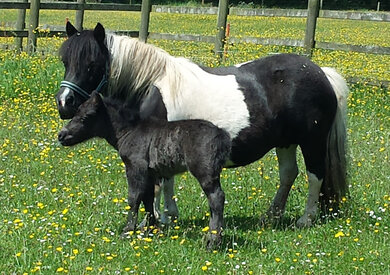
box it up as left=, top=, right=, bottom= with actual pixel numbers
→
left=0, top=10, right=389, bottom=274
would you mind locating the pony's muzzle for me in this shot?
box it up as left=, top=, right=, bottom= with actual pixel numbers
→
left=55, top=88, right=78, bottom=119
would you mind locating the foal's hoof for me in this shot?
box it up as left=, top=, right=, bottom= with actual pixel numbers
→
left=259, top=212, right=282, bottom=227
left=120, top=225, right=135, bottom=239
left=205, top=232, right=222, bottom=251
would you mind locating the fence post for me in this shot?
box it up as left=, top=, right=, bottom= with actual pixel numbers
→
left=215, top=0, right=229, bottom=60
left=139, top=0, right=152, bottom=43
left=15, top=0, right=28, bottom=52
left=75, top=0, right=86, bottom=31
left=304, top=0, right=320, bottom=58
left=27, top=0, right=40, bottom=54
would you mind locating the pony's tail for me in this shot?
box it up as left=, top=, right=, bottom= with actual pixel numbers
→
left=320, top=67, right=349, bottom=214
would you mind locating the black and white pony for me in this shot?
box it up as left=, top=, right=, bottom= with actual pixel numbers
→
left=58, top=92, right=231, bottom=248
left=55, top=22, right=349, bottom=228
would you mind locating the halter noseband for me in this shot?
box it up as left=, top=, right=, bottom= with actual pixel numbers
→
left=60, top=74, right=108, bottom=100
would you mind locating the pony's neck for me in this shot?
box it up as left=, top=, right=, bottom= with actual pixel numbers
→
left=106, top=34, right=176, bottom=102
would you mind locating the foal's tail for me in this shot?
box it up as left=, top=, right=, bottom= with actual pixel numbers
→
left=321, top=67, right=349, bottom=214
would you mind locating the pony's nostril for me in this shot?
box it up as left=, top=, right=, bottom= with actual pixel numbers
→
left=65, top=94, right=75, bottom=106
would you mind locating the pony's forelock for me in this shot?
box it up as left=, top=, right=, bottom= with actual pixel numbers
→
left=60, top=31, right=109, bottom=75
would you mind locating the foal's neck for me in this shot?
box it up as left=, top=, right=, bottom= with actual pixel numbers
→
left=100, top=100, right=137, bottom=149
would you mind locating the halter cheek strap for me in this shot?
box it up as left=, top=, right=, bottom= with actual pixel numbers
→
left=60, top=74, right=108, bottom=100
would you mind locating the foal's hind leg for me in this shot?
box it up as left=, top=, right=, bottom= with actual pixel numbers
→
left=296, top=141, right=326, bottom=228
left=261, top=145, right=298, bottom=224
left=200, top=177, right=225, bottom=250
left=191, top=167, right=225, bottom=249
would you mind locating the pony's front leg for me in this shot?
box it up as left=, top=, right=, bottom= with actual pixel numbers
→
left=152, top=181, right=162, bottom=221
left=161, top=177, right=179, bottom=224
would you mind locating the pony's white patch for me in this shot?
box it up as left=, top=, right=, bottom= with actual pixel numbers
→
left=59, top=87, right=71, bottom=107
left=105, top=34, right=250, bottom=139
left=155, top=58, right=250, bottom=139
left=235, top=60, right=253, bottom=68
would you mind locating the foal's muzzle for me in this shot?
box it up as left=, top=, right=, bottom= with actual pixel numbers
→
left=58, top=128, right=73, bottom=146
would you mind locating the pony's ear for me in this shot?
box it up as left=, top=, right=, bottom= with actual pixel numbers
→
left=66, top=21, right=79, bottom=37
left=93, top=23, right=105, bottom=44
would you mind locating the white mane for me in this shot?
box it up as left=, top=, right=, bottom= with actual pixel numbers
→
left=106, top=34, right=182, bottom=100
left=105, top=34, right=250, bottom=139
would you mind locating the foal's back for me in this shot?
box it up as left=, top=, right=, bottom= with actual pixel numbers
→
left=118, top=117, right=231, bottom=179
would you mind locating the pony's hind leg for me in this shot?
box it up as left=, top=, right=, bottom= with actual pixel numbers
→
left=296, top=141, right=326, bottom=228
left=261, top=145, right=298, bottom=224
left=296, top=171, right=323, bottom=227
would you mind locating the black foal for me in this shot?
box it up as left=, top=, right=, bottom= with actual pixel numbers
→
left=58, top=92, right=231, bottom=248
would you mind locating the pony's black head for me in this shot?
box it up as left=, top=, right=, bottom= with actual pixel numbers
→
left=58, top=91, right=106, bottom=146
left=55, top=22, right=110, bottom=119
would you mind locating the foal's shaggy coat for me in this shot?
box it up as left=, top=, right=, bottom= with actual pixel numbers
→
left=58, top=92, right=231, bottom=248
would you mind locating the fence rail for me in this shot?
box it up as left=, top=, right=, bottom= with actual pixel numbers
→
left=154, top=6, right=390, bottom=22
left=0, top=2, right=141, bottom=11
left=0, top=0, right=389, bottom=56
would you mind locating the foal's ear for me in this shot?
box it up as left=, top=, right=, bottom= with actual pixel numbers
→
left=66, top=21, right=79, bottom=37
left=90, top=91, right=104, bottom=108
left=93, top=23, right=105, bottom=44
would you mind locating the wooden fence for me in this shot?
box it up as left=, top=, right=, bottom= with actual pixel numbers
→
left=1, top=0, right=389, bottom=57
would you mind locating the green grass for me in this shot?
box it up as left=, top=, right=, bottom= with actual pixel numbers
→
left=0, top=11, right=389, bottom=274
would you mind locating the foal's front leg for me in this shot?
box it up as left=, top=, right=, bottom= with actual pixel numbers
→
left=121, top=164, right=154, bottom=237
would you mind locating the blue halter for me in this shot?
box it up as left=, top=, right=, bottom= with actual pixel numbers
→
left=60, top=74, right=108, bottom=100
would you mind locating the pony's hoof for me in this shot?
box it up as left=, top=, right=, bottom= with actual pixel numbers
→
left=296, top=215, right=314, bottom=228
left=160, top=213, right=178, bottom=225
left=205, top=232, right=222, bottom=251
